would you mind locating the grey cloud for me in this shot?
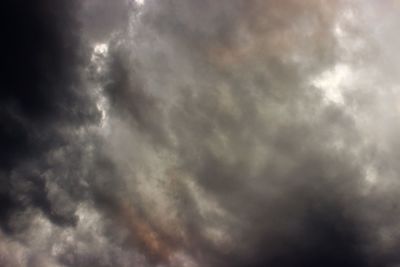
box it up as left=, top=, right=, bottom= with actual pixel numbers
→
left=3, top=0, right=400, bottom=267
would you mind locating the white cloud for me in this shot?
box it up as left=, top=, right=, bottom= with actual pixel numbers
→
left=311, top=63, right=352, bottom=105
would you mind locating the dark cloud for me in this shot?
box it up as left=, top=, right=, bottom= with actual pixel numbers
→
left=2, top=0, right=400, bottom=266
left=81, top=0, right=133, bottom=42
left=0, top=0, right=98, bottom=235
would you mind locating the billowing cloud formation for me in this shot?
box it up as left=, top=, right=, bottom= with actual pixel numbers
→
left=2, top=0, right=400, bottom=266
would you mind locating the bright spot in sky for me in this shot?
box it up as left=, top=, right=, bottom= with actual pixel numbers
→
left=93, top=43, right=108, bottom=56
left=91, top=42, right=109, bottom=73
left=136, top=0, right=145, bottom=6
left=365, top=166, right=378, bottom=185
left=89, top=42, right=110, bottom=132
left=311, top=63, right=352, bottom=105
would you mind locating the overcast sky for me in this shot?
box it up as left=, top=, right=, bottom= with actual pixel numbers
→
left=2, top=0, right=400, bottom=266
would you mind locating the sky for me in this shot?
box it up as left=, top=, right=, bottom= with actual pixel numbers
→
left=2, top=0, right=400, bottom=266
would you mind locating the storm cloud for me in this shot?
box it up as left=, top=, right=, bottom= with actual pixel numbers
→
left=2, top=0, right=400, bottom=266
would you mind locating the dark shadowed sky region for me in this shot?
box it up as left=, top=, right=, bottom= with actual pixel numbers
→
left=2, top=0, right=400, bottom=266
